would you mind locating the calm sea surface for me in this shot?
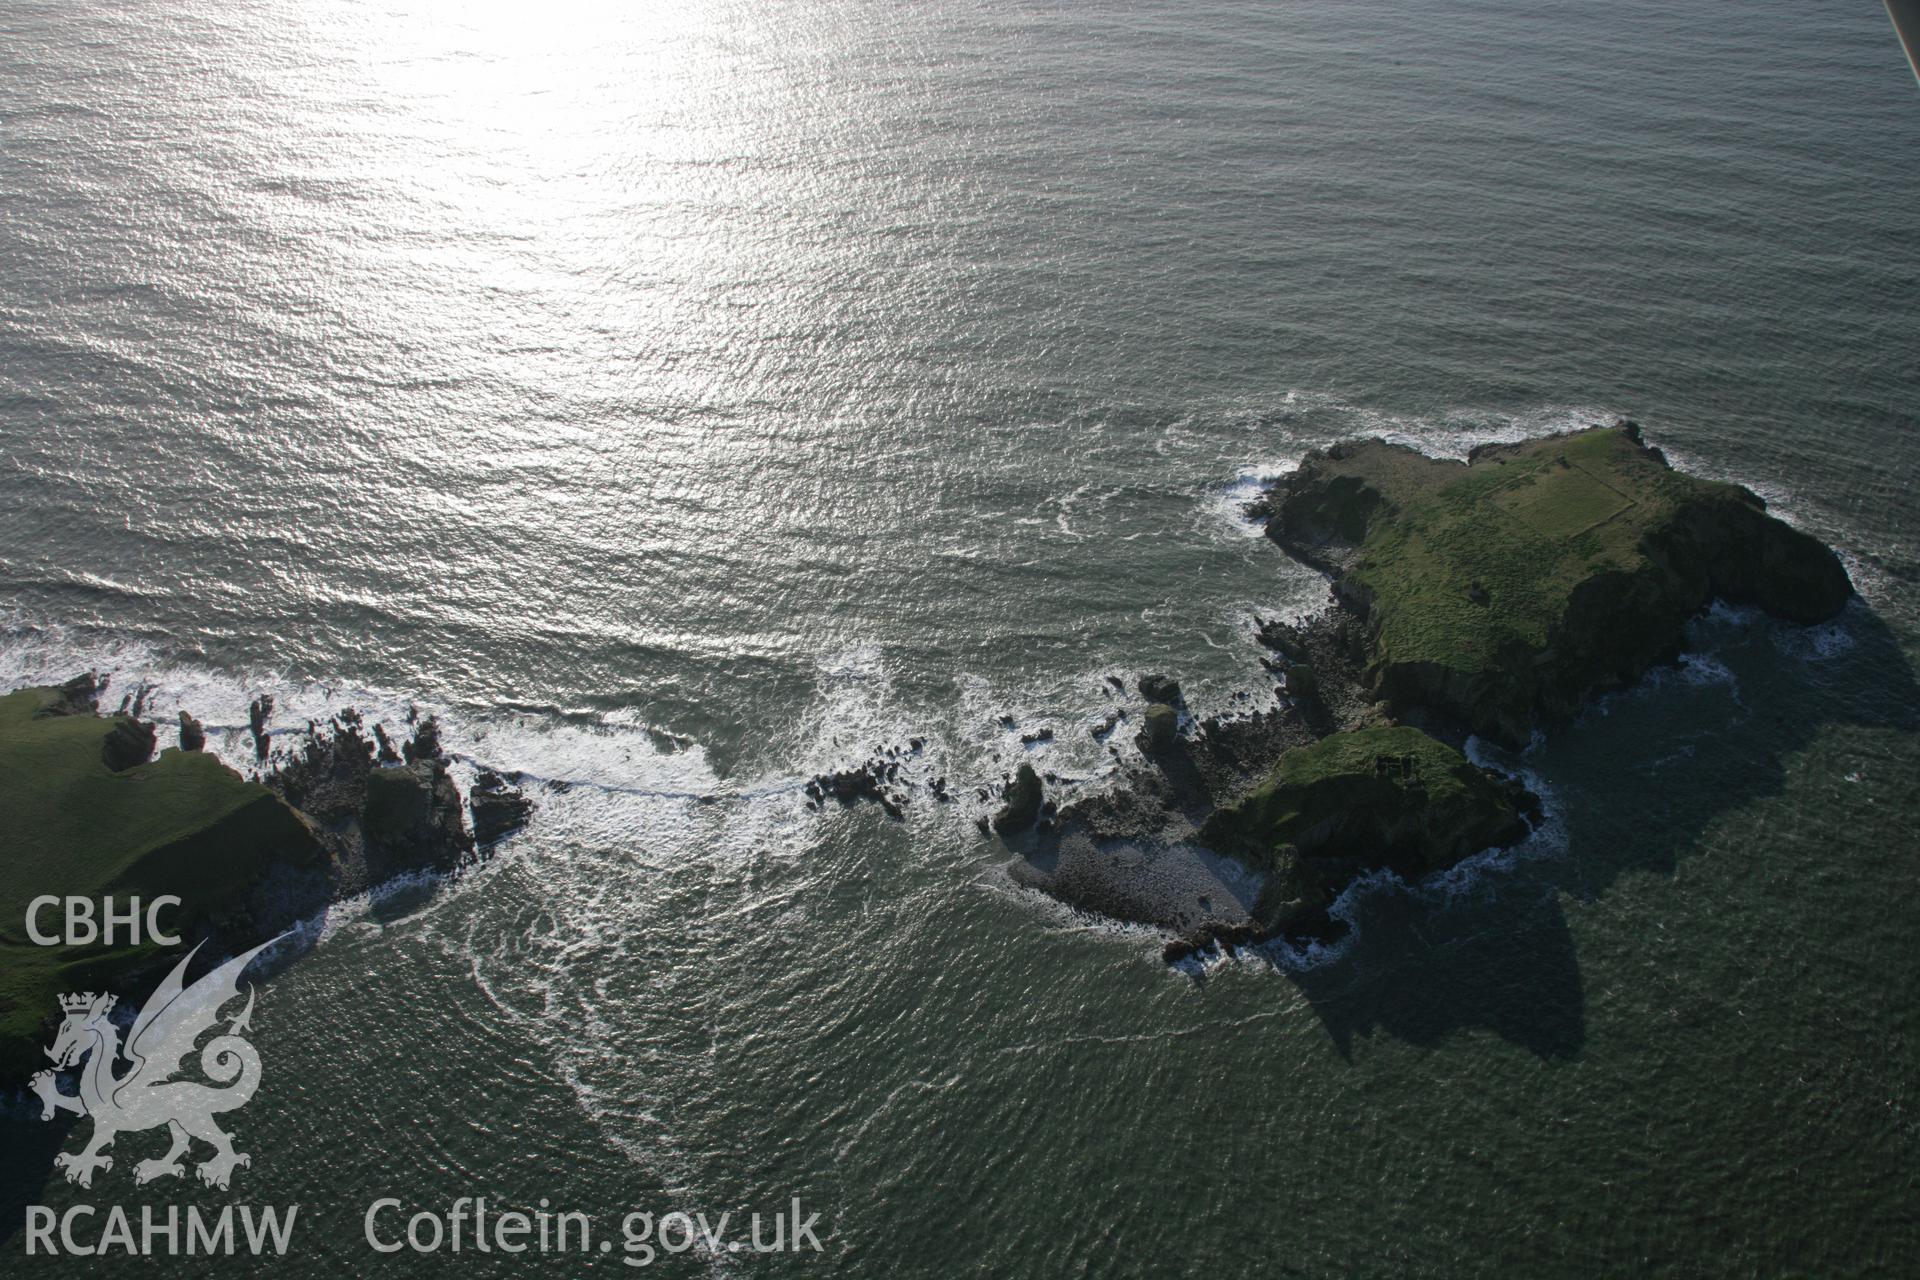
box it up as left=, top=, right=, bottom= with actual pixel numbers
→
left=2, top=1, right=1917, bottom=1274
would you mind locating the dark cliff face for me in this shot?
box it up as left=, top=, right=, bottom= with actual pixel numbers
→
left=1198, top=726, right=1532, bottom=881
left=1263, top=424, right=1853, bottom=748
left=265, top=714, right=474, bottom=897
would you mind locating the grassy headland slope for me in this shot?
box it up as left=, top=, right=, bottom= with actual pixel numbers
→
left=0, top=686, right=322, bottom=1078
left=1263, top=424, right=1851, bottom=746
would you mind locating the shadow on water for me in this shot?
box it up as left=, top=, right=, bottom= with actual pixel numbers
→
left=0, top=1113, right=70, bottom=1239
left=1285, top=601, right=1920, bottom=1061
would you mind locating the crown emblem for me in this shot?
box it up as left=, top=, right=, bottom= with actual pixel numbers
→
left=58, top=992, right=111, bottom=1015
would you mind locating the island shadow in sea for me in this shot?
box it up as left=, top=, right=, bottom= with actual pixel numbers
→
left=1280, top=599, right=1920, bottom=1061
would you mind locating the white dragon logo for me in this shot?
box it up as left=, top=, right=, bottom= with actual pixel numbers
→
left=30, top=939, right=276, bottom=1190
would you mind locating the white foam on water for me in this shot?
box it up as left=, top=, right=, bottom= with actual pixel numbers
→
left=299, top=865, right=463, bottom=947
left=1249, top=869, right=1400, bottom=973
left=449, top=709, right=726, bottom=801
left=1045, top=479, right=1100, bottom=540
left=1645, top=651, right=1740, bottom=697
left=1201, top=464, right=1294, bottom=542
left=1688, top=598, right=1764, bottom=638
left=1444, top=752, right=1568, bottom=888
left=986, top=876, right=1174, bottom=956
left=950, top=666, right=1135, bottom=788
left=788, top=643, right=916, bottom=771
left=0, top=620, right=732, bottom=801
left=1771, top=612, right=1858, bottom=662
left=1264, top=393, right=1622, bottom=462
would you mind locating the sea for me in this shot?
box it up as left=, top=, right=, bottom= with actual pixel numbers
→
left=1, top=0, right=1916, bottom=1274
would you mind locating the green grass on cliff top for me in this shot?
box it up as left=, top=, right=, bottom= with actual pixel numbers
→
left=0, top=687, right=309, bottom=1074
left=1271, top=724, right=1479, bottom=796
left=1345, top=427, right=1712, bottom=678
left=1203, top=726, right=1489, bottom=869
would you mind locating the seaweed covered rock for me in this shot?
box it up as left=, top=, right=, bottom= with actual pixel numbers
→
left=1198, top=726, right=1530, bottom=885
left=1262, top=424, right=1852, bottom=746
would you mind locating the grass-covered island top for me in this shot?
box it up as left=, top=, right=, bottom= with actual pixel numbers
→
left=1260, top=423, right=1852, bottom=747
left=1198, top=726, right=1535, bottom=933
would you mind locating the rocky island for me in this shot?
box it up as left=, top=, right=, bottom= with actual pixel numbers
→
left=0, top=677, right=531, bottom=1080
left=0, top=423, right=1858, bottom=1064
left=1006, top=423, right=1854, bottom=958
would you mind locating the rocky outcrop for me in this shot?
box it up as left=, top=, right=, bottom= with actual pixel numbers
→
left=100, top=716, right=156, bottom=772
left=248, top=694, right=274, bottom=761
left=806, top=755, right=908, bottom=820
left=0, top=684, right=325, bottom=1080
left=0, top=678, right=536, bottom=1081
left=1139, top=703, right=1178, bottom=752
left=1138, top=674, right=1183, bottom=706
left=470, top=769, right=535, bottom=845
left=1004, top=423, right=1857, bottom=961
left=265, top=714, right=473, bottom=893
left=34, top=671, right=104, bottom=718
left=993, top=763, right=1044, bottom=834
left=1198, top=727, right=1533, bottom=884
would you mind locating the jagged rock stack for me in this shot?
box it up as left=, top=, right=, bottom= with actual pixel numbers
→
left=471, top=768, right=536, bottom=845
left=992, top=763, right=1044, bottom=834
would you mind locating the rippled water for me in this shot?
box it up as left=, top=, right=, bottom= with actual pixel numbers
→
left=3, top=0, right=1917, bottom=1274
